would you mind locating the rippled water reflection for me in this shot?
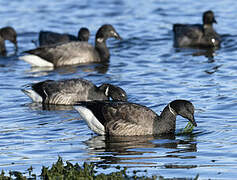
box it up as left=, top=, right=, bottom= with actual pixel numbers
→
left=0, top=0, right=237, bottom=179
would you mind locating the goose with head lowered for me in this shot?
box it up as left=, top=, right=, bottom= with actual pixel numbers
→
left=74, top=100, right=197, bottom=136
left=173, top=10, right=221, bottom=48
left=20, top=24, right=122, bottom=67
left=39, top=27, right=90, bottom=46
left=22, top=78, right=127, bottom=105
left=0, top=26, right=18, bottom=56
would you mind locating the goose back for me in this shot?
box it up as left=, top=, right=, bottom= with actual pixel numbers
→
left=25, top=42, right=101, bottom=66
left=39, top=27, right=90, bottom=46
left=32, top=79, right=107, bottom=104
left=39, top=31, right=77, bottom=46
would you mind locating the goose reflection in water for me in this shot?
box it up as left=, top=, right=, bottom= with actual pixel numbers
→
left=83, top=134, right=197, bottom=168
left=25, top=62, right=109, bottom=76
left=174, top=47, right=216, bottom=59
left=24, top=102, right=75, bottom=111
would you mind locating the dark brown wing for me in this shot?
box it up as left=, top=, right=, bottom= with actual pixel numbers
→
left=173, top=24, right=203, bottom=40
left=102, top=102, right=158, bottom=136
left=25, top=42, right=100, bottom=66
left=39, top=31, right=72, bottom=46
left=32, top=79, right=97, bottom=104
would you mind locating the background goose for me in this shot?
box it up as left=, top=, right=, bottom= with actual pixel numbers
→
left=74, top=100, right=197, bottom=136
left=20, top=24, right=122, bottom=67
left=0, top=26, right=18, bottom=56
left=39, top=27, right=90, bottom=46
left=173, top=10, right=221, bottom=48
left=22, top=78, right=127, bottom=105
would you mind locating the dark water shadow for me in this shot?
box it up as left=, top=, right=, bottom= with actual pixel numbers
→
left=84, top=134, right=197, bottom=168
left=42, top=104, right=75, bottom=111
left=24, top=62, right=109, bottom=76
left=0, top=53, right=19, bottom=67
left=174, top=47, right=217, bottom=60
left=24, top=102, right=75, bottom=111
left=172, top=33, right=237, bottom=60
left=204, top=64, right=222, bottom=74
left=55, top=62, right=109, bottom=75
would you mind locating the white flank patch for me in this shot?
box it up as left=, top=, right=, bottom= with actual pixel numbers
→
left=74, top=106, right=105, bottom=135
left=19, top=55, right=54, bottom=67
left=22, top=89, right=43, bottom=103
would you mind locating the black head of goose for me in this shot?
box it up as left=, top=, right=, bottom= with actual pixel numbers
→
left=20, top=24, right=122, bottom=67
left=74, top=100, right=197, bottom=136
left=0, top=26, right=18, bottom=56
left=39, top=27, right=90, bottom=46
left=21, top=78, right=127, bottom=105
left=78, top=27, right=90, bottom=42
left=173, top=10, right=221, bottom=48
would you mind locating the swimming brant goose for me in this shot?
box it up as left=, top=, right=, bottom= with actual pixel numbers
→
left=0, top=26, right=18, bottom=55
left=22, top=78, right=127, bottom=105
left=74, top=100, right=197, bottom=136
left=39, top=27, right=90, bottom=46
left=20, top=24, right=122, bottom=67
left=173, top=10, right=221, bottom=48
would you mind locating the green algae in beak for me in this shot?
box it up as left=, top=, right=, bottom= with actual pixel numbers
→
left=182, top=121, right=195, bottom=134
left=177, top=121, right=195, bottom=135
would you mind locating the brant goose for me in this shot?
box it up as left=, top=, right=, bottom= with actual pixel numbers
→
left=0, top=26, right=18, bottom=55
left=22, top=78, right=127, bottom=105
left=20, top=24, right=122, bottom=67
left=74, top=100, right=197, bottom=136
left=39, top=27, right=90, bottom=46
left=173, top=10, right=221, bottom=48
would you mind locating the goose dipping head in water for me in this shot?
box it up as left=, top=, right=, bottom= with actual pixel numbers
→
left=0, top=26, right=18, bottom=56
left=74, top=99, right=197, bottom=136
left=22, top=78, right=127, bottom=105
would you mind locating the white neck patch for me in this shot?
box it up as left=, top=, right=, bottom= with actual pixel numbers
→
left=43, top=89, right=48, bottom=98
left=105, top=86, right=109, bottom=97
left=211, top=38, right=216, bottom=44
left=168, top=104, right=176, bottom=116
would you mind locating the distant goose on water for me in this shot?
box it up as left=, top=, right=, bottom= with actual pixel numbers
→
left=74, top=100, right=197, bottom=136
left=173, top=10, right=221, bottom=48
left=0, top=26, right=18, bottom=56
left=20, top=24, right=122, bottom=67
left=22, top=78, right=127, bottom=105
left=39, top=27, right=90, bottom=46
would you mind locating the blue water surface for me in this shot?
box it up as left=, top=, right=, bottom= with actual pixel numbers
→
left=0, top=0, right=237, bottom=179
